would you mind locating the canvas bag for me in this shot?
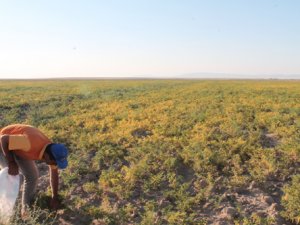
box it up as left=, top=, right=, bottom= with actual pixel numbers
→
left=0, top=167, right=20, bottom=224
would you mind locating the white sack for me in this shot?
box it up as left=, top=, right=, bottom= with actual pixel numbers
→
left=0, top=167, right=20, bottom=224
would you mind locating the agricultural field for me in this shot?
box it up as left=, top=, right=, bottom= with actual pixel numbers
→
left=0, top=80, right=299, bottom=225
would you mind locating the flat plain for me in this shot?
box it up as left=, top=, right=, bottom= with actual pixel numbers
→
left=0, top=80, right=299, bottom=224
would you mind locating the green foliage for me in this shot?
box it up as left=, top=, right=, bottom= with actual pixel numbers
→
left=9, top=200, right=57, bottom=225
left=239, top=213, right=275, bottom=225
left=281, top=174, right=300, bottom=224
left=0, top=80, right=299, bottom=224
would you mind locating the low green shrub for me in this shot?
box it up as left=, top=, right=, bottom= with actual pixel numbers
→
left=281, top=174, right=300, bottom=224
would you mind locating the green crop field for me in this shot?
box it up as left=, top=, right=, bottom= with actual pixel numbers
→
left=0, top=80, right=299, bottom=224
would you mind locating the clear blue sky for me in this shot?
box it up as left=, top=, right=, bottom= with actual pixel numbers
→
left=0, top=0, right=299, bottom=78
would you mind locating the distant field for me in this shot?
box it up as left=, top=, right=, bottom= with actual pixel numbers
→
left=0, top=80, right=299, bottom=224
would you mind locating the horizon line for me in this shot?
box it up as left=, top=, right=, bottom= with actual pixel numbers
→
left=0, top=72, right=299, bottom=80
left=0, top=76, right=300, bottom=81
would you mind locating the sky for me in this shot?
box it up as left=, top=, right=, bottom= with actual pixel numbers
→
left=0, top=0, right=300, bottom=79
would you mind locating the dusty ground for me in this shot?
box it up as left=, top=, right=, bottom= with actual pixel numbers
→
left=33, top=161, right=296, bottom=225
